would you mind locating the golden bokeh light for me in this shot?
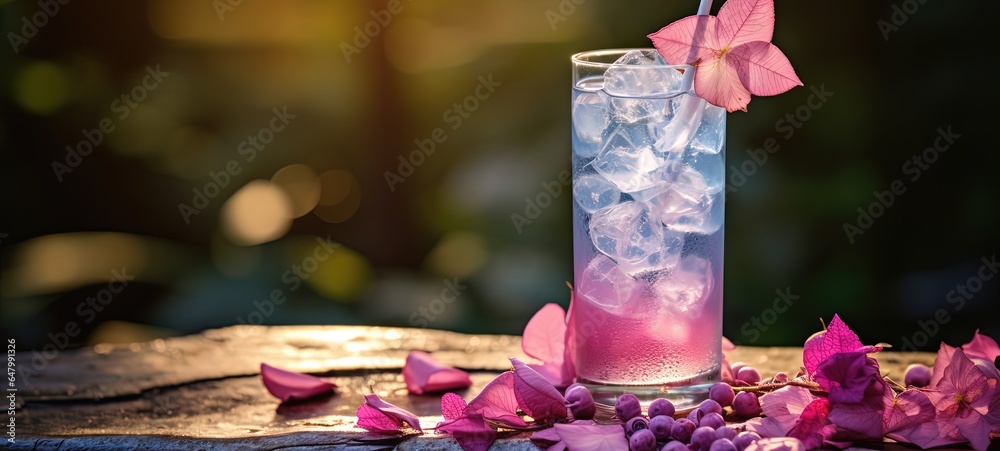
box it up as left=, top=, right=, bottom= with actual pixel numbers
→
left=423, top=231, right=489, bottom=278
left=220, top=180, right=293, bottom=246
left=271, top=164, right=321, bottom=218
left=14, top=61, right=69, bottom=115
left=302, top=243, right=371, bottom=302
left=313, top=169, right=361, bottom=224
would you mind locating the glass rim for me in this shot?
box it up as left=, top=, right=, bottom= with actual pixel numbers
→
left=571, top=48, right=693, bottom=71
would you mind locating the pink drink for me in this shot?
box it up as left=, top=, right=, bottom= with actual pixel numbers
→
left=569, top=49, right=724, bottom=405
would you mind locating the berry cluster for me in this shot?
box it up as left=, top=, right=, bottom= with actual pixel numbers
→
left=598, top=374, right=769, bottom=451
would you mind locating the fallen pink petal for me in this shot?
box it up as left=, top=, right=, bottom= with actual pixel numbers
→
left=402, top=350, right=472, bottom=395
left=509, top=357, right=567, bottom=421
left=521, top=303, right=574, bottom=387
left=259, top=363, right=336, bottom=403
left=802, top=314, right=881, bottom=377
left=466, top=371, right=527, bottom=427
left=356, top=393, right=423, bottom=434
left=436, top=413, right=497, bottom=451
left=553, top=423, right=629, bottom=451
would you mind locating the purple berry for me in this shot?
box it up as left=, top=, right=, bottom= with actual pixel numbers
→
left=565, top=385, right=596, bottom=420
left=615, top=393, right=642, bottom=421
left=709, top=438, right=737, bottom=451
left=736, top=367, right=761, bottom=385
left=716, top=426, right=737, bottom=441
left=699, top=412, right=725, bottom=430
left=709, top=382, right=736, bottom=407
left=671, top=418, right=697, bottom=444
left=691, top=426, right=717, bottom=451
left=732, top=392, right=762, bottom=418
left=687, top=408, right=703, bottom=426
left=629, top=428, right=657, bottom=451
left=772, top=372, right=788, bottom=383
left=625, top=416, right=649, bottom=438
left=733, top=431, right=761, bottom=451
left=661, top=441, right=689, bottom=451
left=698, top=399, right=723, bottom=416
left=730, top=362, right=747, bottom=376
left=904, top=364, right=932, bottom=388
left=648, top=398, right=676, bottom=418
left=649, top=415, right=674, bottom=440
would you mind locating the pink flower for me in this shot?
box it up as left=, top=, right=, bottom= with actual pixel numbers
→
left=962, top=329, right=1000, bottom=362
left=801, top=314, right=882, bottom=378
left=927, top=348, right=1000, bottom=451
left=521, top=303, right=574, bottom=388
left=648, top=0, right=802, bottom=112
left=402, top=351, right=472, bottom=395
left=356, top=393, right=423, bottom=434
left=259, top=363, right=336, bottom=403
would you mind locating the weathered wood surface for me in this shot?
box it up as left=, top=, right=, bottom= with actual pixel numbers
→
left=10, top=326, right=948, bottom=450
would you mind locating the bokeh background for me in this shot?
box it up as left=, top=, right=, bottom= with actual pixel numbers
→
left=2, top=0, right=998, bottom=351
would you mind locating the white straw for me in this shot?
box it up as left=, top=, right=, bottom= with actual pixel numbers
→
left=680, top=0, right=714, bottom=92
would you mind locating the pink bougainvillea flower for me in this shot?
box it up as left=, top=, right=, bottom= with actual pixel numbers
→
left=744, top=437, right=807, bottom=451
left=801, top=314, right=882, bottom=377
left=521, top=303, right=575, bottom=388
left=884, top=388, right=961, bottom=449
left=436, top=412, right=496, bottom=451
left=962, top=329, right=1000, bottom=362
left=440, top=392, right=468, bottom=421
left=260, top=363, right=336, bottom=403
left=402, top=351, right=472, bottom=395
left=786, top=397, right=835, bottom=449
left=552, top=423, right=629, bottom=451
left=648, top=0, right=802, bottom=112
left=465, top=371, right=526, bottom=427
left=510, top=357, right=568, bottom=421
left=930, top=341, right=958, bottom=387
left=356, top=394, right=423, bottom=434
left=813, top=352, right=880, bottom=404
left=747, top=385, right=819, bottom=437
left=927, top=348, right=1000, bottom=451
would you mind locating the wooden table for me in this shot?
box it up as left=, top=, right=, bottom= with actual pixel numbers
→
left=8, top=326, right=947, bottom=450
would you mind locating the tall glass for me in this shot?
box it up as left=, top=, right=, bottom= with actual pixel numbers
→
left=569, top=49, right=724, bottom=407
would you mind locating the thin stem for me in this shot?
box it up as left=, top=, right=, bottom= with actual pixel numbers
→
left=731, top=380, right=826, bottom=395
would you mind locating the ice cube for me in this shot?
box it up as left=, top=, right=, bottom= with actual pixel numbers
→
left=682, top=149, right=725, bottom=195
left=651, top=93, right=706, bottom=154
left=618, top=227, right=685, bottom=277
left=603, top=50, right=684, bottom=97
left=588, top=201, right=663, bottom=264
left=577, top=254, right=642, bottom=312
left=687, top=104, right=726, bottom=155
left=592, top=125, right=665, bottom=193
left=573, top=172, right=621, bottom=214
left=653, top=255, right=714, bottom=319
left=647, top=166, right=723, bottom=235
left=572, top=91, right=609, bottom=158
left=609, top=97, right=666, bottom=124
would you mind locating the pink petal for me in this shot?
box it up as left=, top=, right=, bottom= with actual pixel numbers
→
left=357, top=393, right=423, bottom=434
left=802, top=314, right=881, bottom=377
left=813, top=352, right=878, bottom=404
left=786, top=398, right=832, bottom=449
left=694, top=54, right=751, bottom=112
left=758, top=385, right=819, bottom=434
left=649, top=15, right=721, bottom=66
left=437, top=413, right=497, bottom=451
left=260, top=363, right=336, bottom=403
left=826, top=378, right=890, bottom=440
left=722, top=336, right=737, bottom=351
left=441, top=392, right=468, bottom=421
left=884, top=389, right=937, bottom=434
left=553, top=423, right=629, bottom=451
left=930, top=341, right=957, bottom=387
left=467, top=371, right=527, bottom=427
left=720, top=356, right=736, bottom=385
left=889, top=390, right=966, bottom=448
left=745, top=416, right=789, bottom=438
left=509, top=357, right=568, bottom=421
left=530, top=426, right=562, bottom=445
left=522, top=303, right=567, bottom=363
left=963, top=329, right=1000, bottom=362
left=716, top=0, right=774, bottom=48
left=402, top=351, right=472, bottom=395
left=727, top=41, right=802, bottom=97
left=529, top=362, right=573, bottom=388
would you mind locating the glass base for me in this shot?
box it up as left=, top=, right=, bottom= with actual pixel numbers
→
left=576, top=367, right=719, bottom=412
